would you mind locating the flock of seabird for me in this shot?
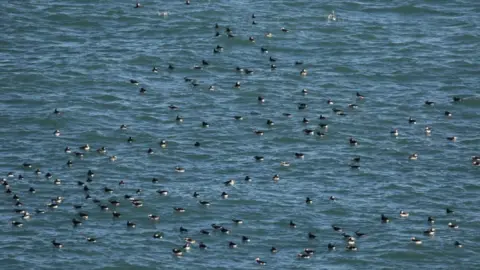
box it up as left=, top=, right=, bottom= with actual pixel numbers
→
left=3, top=1, right=478, bottom=267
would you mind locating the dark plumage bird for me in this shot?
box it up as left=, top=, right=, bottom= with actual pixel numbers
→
left=127, top=221, right=136, bottom=228
left=148, top=214, right=160, bottom=220
left=346, top=245, right=358, bottom=251
left=298, top=103, right=308, bottom=110
left=255, top=258, right=266, bottom=265
left=447, top=136, right=457, bottom=141
left=424, top=228, right=436, bottom=235
left=425, top=101, right=435, bottom=106
left=289, top=220, right=297, bottom=228
left=448, top=222, right=459, bottom=229
left=381, top=214, right=390, bottom=223
left=355, top=230, right=367, bottom=237
left=211, top=224, right=223, bottom=230
left=12, top=221, right=23, bottom=227
left=297, top=253, right=311, bottom=259
left=172, top=248, right=183, bottom=256
left=52, top=240, right=63, bottom=248
left=332, top=225, right=342, bottom=232
left=232, top=219, right=243, bottom=224
left=86, top=237, right=96, bottom=243
left=109, top=200, right=120, bottom=206
left=304, top=129, right=314, bottom=135
left=349, top=137, right=358, bottom=146
left=304, top=248, right=315, bottom=255
left=23, top=162, right=32, bottom=168
left=157, top=190, right=168, bottom=196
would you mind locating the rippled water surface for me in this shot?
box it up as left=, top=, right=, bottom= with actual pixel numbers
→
left=1, top=0, right=479, bottom=269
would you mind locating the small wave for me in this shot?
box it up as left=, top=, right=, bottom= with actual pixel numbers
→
left=333, top=66, right=357, bottom=73
left=362, top=4, right=456, bottom=16
left=449, top=33, right=479, bottom=42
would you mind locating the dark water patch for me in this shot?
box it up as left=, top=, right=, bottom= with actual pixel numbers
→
left=362, top=4, right=459, bottom=16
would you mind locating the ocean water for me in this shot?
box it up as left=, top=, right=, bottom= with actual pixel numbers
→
left=1, top=0, right=479, bottom=269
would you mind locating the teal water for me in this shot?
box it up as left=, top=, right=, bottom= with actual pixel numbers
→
left=1, top=0, right=479, bottom=269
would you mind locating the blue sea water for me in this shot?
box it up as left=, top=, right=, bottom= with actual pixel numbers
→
left=0, top=0, right=479, bottom=269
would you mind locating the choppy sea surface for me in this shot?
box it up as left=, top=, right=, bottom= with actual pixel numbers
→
left=1, top=0, right=479, bottom=269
